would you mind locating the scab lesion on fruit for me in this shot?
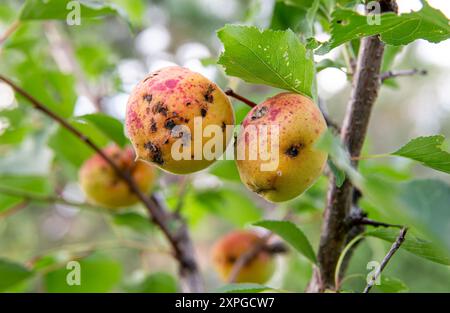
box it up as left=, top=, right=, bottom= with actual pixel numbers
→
left=164, top=119, right=176, bottom=130
left=144, top=141, right=164, bottom=165
left=285, top=143, right=304, bottom=158
left=150, top=118, right=157, bottom=132
left=251, top=106, right=268, bottom=120
left=143, top=94, right=153, bottom=102
left=152, top=101, right=168, bottom=116
left=204, top=84, right=215, bottom=103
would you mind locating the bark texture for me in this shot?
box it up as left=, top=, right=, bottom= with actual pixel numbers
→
left=306, top=0, right=398, bottom=292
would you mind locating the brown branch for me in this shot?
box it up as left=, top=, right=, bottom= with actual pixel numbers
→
left=0, top=75, right=203, bottom=292
left=0, top=200, right=29, bottom=219
left=381, top=68, right=427, bottom=82
left=363, top=227, right=408, bottom=293
left=224, top=88, right=257, bottom=108
left=306, top=0, right=398, bottom=293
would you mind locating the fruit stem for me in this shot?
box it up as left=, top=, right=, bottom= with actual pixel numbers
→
left=225, top=88, right=257, bottom=108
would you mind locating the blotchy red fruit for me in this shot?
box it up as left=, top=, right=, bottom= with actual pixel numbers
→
left=212, top=231, right=275, bottom=284
left=125, top=66, right=234, bottom=174
left=236, top=92, right=328, bottom=202
left=79, top=145, right=156, bottom=208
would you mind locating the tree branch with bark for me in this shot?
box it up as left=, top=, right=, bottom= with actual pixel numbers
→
left=0, top=74, right=203, bottom=293
left=306, top=0, right=398, bottom=292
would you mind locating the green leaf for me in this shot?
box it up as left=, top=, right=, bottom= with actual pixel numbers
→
left=392, top=135, right=450, bottom=174
left=328, top=159, right=345, bottom=187
left=399, top=179, right=450, bottom=251
left=367, top=228, right=450, bottom=266
left=0, top=194, right=23, bottom=213
left=44, top=253, right=122, bottom=292
left=16, top=71, right=76, bottom=119
left=375, top=276, right=409, bottom=293
left=20, top=0, right=125, bottom=21
left=270, top=2, right=307, bottom=32
left=0, top=175, right=51, bottom=196
left=48, top=120, right=109, bottom=167
left=77, top=113, right=127, bottom=147
left=316, top=58, right=346, bottom=72
left=254, top=220, right=317, bottom=264
left=280, top=0, right=316, bottom=10
left=112, top=212, right=153, bottom=233
left=189, top=189, right=262, bottom=227
left=0, top=175, right=50, bottom=214
left=0, top=259, right=33, bottom=291
left=317, top=2, right=450, bottom=54
left=315, top=130, right=363, bottom=186
left=217, top=283, right=270, bottom=293
left=217, top=25, right=315, bottom=97
left=209, top=160, right=241, bottom=182
left=125, top=272, right=178, bottom=293
left=381, top=45, right=404, bottom=72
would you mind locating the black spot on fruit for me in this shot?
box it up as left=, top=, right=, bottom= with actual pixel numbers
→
left=152, top=102, right=168, bottom=116
left=143, top=94, right=152, bottom=102
left=200, top=108, right=207, bottom=118
left=204, top=84, right=215, bottom=103
left=285, top=144, right=304, bottom=158
left=251, top=106, right=268, bottom=120
left=227, top=256, right=237, bottom=264
left=164, top=119, right=176, bottom=130
left=150, top=118, right=157, bottom=132
left=144, top=141, right=164, bottom=164
left=186, top=102, right=191, bottom=106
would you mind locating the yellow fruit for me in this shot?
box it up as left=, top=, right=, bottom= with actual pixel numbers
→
left=79, top=145, right=156, bottom=208
left=125, top=66, right=234, bottom=174
left=235, top=92, right=327, bottom=202
left=212, top=231, right=275, bottom=284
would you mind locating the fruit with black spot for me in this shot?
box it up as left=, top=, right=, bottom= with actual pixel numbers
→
left=212, top=231, right=275, bottom=284
left=126, top=66, right=234, bottom=174
left=79, top=145, right=156, bottom=208
left=235, top=92, right=327, bottom=202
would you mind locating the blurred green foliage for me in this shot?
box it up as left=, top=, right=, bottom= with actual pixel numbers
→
left=0, top=0, right=449, bottom=293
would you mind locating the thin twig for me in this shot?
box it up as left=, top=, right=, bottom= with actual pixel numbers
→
left=0, top=20, right=20, bottom=45
left=363, top=227, right=408, bottom=293
left=0, top=187, right=102, bottom=214
left=174, top=176, right=190, bottom=215
left=307, top=0, right=398, bottom=292
left=224, top=88, right=257, bottom=108
left=0, top=74, right=203, bottom=292
left=227, top=232, right=273, bottom=283
left=227, top=210, right=292, bottom=283
left=0, top=200, right=29, bottom=219
left=352, top=217, right=403, bottom=229
left=381, top=69, right=427, bottom=82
